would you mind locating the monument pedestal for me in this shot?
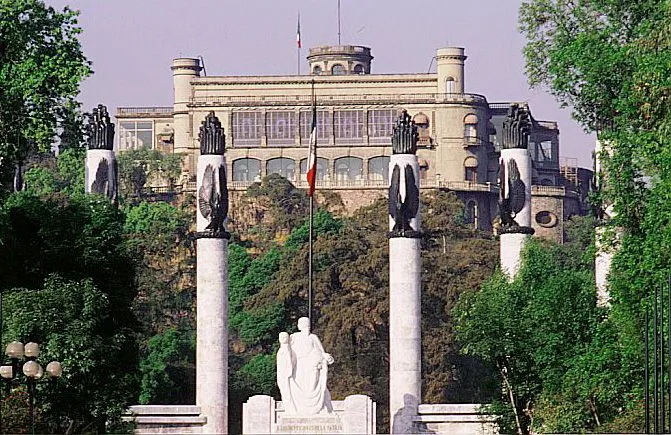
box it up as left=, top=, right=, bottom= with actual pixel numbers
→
left=242, top=394, right=376, bottom=434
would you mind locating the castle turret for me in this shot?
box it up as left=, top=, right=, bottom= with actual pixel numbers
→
left=436, top=47, right=466, bottom=93
left=172, top=58, right=202, bottom=178
left=307, top=45, right=373, bottom=75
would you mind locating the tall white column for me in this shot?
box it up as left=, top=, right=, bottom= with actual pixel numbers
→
left=388, top=112, right=421, bottom=434
left=498, top=104, right=534, bottom=281
left=195, top=114, right=229, bottom=434
left=594, top=138, right=617, bottom=307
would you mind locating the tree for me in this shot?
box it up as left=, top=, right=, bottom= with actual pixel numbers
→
left=116, top=148, right=183, bottom=198
left=0, top=0, right=91, bottom=179
left=519, top=1, right=671, bottom=431
left=0, top=192, right=139, bottom=432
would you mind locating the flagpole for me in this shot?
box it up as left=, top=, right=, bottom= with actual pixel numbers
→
left=308, top=79, right=316, bottom=328
left=297, top=12, right=301, bottom=75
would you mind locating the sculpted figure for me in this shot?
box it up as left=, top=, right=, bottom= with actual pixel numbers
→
left=277, top=317, right=334, bottom=415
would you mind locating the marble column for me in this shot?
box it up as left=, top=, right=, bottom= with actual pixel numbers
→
left=195, top=112, right=230, bottom=434
left=85, top=104, right=117, bottom=202
left=498, top=104, right=534, bottom=280
left=388, top=111, right=421, bottom=434
left=499, top=147, right=533, bottom=279
left=594, top=138, right=617, bottom=307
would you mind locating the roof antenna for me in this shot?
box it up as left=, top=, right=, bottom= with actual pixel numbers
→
left=198, top=55, right=207, bottom=76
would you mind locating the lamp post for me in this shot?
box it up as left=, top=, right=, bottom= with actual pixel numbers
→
left=0, top=341, right=62, bottom=434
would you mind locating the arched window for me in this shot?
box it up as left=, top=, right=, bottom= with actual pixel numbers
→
left=446, top=77, right=456, bottom=93
left=464, top=156, right=478, bottom=182
left=464, top=200, right=478, bottom=227
left=353, top=64, right=364, bottom=74
left=334, top=157, right=363, bottom=182
left=368, top=156, right=390, bottom=182
left=266, top=158, right=296, bottom=180
left=300, top=157, right=329, bottom=181
left=312, top=65, right=322, bottom=75
left=232, top=158, right=261, bottom=182
left=331, top=64, right=346, bottom=75
left=463, top=113, right=479, bottom=144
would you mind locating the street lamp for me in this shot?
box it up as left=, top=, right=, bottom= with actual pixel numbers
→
left=0, top=341, right=62, bottom=434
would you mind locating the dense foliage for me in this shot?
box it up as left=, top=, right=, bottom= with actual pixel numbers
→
left=0, top=0, right=91, bottom=189
left=0, top=192, right=139, bottom=433
left=453, top=219, right=640, bottom=434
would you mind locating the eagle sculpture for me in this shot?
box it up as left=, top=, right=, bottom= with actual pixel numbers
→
left=499, top=158, right=526, bottom=228
left=199, top=164, right=228, bottom=233
left=389, top=164, right=419, bottom=236
left=91, top=158, right=109, bottom=196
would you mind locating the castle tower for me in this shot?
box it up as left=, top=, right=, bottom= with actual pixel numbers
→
left=307, top=45, right=373, bottom=75
left=499, top=104, right=534, bottom=279
left=172, top=58, right=202, bottom=179
left=195, top=112, right=230, bottom=434
left=388, top=111, right=422, bottom=434
left=436, top=47, right=466, bottom=94
left=85, top=104, right=118, bottom=202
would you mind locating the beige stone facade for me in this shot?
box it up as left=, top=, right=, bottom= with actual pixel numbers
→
left=116, top=45, right=589, bottom=239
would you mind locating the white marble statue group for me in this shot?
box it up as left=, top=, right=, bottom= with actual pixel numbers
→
left=277, top=317, right=334, bottom=415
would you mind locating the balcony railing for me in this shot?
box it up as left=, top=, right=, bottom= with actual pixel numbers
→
left=189, top=93, right=488, bottom=108
left=531, top=185, right=579, bottom=198
left=117, top=107, right=173, bottom=116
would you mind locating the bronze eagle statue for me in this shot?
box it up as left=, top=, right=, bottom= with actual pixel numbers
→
left=389, top=164, right=419, bottom=236
left=499, top=158, right=526, bottom=228
left=199, top=164, right=228, bottom=233
left=91, top=158, right=109, bottom=196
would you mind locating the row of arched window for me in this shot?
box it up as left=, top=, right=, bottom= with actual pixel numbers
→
left=232, top=156, right=391, bottom=182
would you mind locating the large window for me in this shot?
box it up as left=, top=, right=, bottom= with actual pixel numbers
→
left=463, top=113, right=479, bottom=145
left=266, top=157, right=295, bottom=180
left=118, top=121, right=153, bottom=151
left=300, top=110, right=332, bottom=144
left=267, top=111, right=296, bottom=146
left=232, top=158, right=261, bottom=182
left=334, top=110, right=365, bottom=144
left=368, top=156, right=390, bottom=182
left=334, top=157, right=363, bottom=182
left=464, top=156, right=478, bottom=182
left=331, top=64, right=346, bottom=75
left=446, top=77, right=456, bottom=93
left=232, top=112, right=264, bottom=146
left=300, top=157, right=328, bottom=181
left=368, top=109, right=395, bottom=144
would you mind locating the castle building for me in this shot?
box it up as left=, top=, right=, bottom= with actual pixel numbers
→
left=115, top=45, right=588, bottom=241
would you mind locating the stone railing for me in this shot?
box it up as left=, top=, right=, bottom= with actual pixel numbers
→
left=532, top=185, right=579, bottom=198
left=116, top=107, right=173, bottom=117
left=225, top=178, right=499, bottom=193
left=189, top=93, right=488, bottom=108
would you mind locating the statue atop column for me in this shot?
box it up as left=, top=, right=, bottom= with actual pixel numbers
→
left=498, top=103, right=534, bottom=235
left=199, top=111, right=226, bottom=155
left=276, top=317, right=334, bottom=415
left=501, top=103, right=531, bottom=150
left=389, top=110, right=420, bottom=238
left=85, top=104, right=117, bottom=202
left=87, top=104, right=115, bottom=151
left=197, top=112, right=229, bottom=237
left=391, top=110, right=418, bottom=155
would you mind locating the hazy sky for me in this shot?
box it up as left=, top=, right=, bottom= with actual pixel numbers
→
left=46, top=0, right=595, bottom=167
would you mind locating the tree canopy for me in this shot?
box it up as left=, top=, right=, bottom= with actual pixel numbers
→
left=0, top=0, right=91, bottom=168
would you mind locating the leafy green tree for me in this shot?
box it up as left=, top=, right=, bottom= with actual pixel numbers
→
left=139, top=326, right=196, bottom=405
left=0, top=0, right=91, bottom=184
left=453, top=237, right=623, bottom=434
left=117, top=148, right=183, bottom=198
left=0, top=192, right=140, bottom=431
left=519, top=1, right=670, bottom=431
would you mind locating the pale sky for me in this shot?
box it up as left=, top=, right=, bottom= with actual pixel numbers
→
left=47, top=0, right=595, bottom=168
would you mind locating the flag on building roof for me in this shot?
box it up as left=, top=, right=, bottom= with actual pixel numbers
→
left=306, top=104, right=317, bottom=197
left=297, top=14, right=302, bottom=49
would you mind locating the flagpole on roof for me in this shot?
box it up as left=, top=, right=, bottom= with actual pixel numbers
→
left=297, top=12, right=302, bottom=75
left=307, top=79, right=316, bottom=328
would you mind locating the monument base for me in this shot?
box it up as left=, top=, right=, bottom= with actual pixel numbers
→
left=121, top=405, right=206, bottom=434
left=413, top=404, right=498, bottom=435
left=275, top=415, right=342, bottom=434
left=243, top=394, right=376, bottom=434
